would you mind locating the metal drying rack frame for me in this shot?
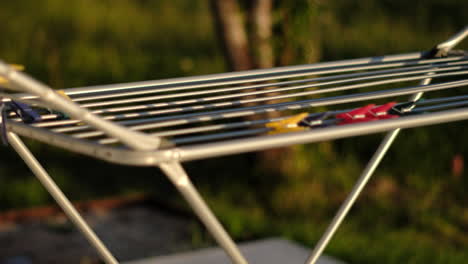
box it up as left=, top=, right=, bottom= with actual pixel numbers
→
left=1, top=26, right=467, bottom=264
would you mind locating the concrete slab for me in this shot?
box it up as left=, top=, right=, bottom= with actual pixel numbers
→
left=124, top=238, right=345, bottom=264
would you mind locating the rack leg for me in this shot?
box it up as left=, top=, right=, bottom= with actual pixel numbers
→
left=7, top=132, right=119, bottom=264
left=305, top=81, right=430, bottom=264
left=159, top=161, right=248, bottom=264
left=305, top=129, right=400, bottom=264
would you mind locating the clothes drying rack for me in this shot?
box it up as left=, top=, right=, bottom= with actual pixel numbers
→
left=1, top=26, right=467, bottom=264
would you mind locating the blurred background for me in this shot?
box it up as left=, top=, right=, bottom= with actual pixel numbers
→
left=0, top=0, right=467, bottom=263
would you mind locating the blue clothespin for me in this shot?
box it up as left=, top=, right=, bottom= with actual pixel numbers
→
left=9, top=101, right=42, bottom=123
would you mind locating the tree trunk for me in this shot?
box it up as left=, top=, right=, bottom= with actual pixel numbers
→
left=211, top=0, right=291, bottom=176
left=210, top=0, right=253, bottom=71
left=249, top=0, right=273, bottom=69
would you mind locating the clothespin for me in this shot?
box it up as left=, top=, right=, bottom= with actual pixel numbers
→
left=0, top=98, right=8, bottom=145
left=366, top=102, right=399, bottom=120
left=388, top=100, right=420, bottom=116
left=56, top=90, right=72, bottom=100
left=336, top=104, right=376, bottom=125
left=8, top=101, right=42, bottom=123
left=0, top=64, right=25, bottom=84
left=266, top=113, right=309, bottom=134
left=299, top=112, right=332, bottom=128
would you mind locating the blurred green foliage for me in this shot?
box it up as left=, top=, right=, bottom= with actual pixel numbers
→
left=0, top=0, right=467, bottom=263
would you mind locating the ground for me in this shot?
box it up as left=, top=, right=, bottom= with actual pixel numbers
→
left=0, top=197, right=194, bottom=264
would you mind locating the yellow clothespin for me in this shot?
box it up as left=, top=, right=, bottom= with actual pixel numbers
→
left=265, top=112, right=309, bottom=135
left=56, top=90, right=72, bottom=100
left=10, top=64, right=24, bottom=71
left=0, top=64, right=25, bottom=84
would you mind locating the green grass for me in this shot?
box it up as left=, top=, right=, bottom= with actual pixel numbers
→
left=0, top=1, right=467, bottom=263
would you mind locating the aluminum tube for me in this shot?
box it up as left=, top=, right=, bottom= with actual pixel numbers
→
left=38, top=93, right=468, bottom=133
left=6, top=121, right=169, bottom=166
left=62, top=79, right=468, bottom=138
left=73, top=57, right=467, bottom=104
left=436, top=26, right=468, bottom=53
left=175, top=105, right=468, bottom=162
left=79, top=65, right=468, bottom=109
left=33, top=64, right=468, bottom=129
left=305, top=129, right=401, bottom=264
left=56, top=52, right=429, bottom=96
left=66, top=69, right=468, bottom=130
left=7, top=132, right=119, bottom=264
left=159, top=162, right=248, bottom=264
left=420, top=94, right=468, bottom=105
left=415, top=99, right=468, bottom=112
left=9, top=59, right=468, bottom=130
left=0, top=62, right=162, bottom=151
left=71, top=61, right=451, bottom=103
left=11, top=52, right=446, bottom=102
left=98, top=118, right=277, bottom=145
left=72, top=95, right=468, bottom=146
left=172, top=128, right=269, bottom=145
left=305, top=78, right=431, bottom=264
left=11, top=59, right=466, bottom=128
left=7, top=105, right=468, bottom=166
left=168, top=99, right=468, bottom=146
left=83, top=60, right=468, bottom=111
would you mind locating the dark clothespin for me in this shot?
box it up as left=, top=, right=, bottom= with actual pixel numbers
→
left=388, top=99, right=424, bottom=116
left=0, top=98, right=9, bottom=145
left=8, top=101, right=42, bottom=123
left=424, top=47, right=468, bottom=59
left=299, top=112, right=332, bottom=128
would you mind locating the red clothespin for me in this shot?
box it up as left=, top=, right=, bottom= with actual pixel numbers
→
left=336, top=104, right=376, bottom=125
left=366, top=102, right=399, bottom=120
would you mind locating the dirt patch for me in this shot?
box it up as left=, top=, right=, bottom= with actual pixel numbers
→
left=0, top=197, right=197, bottom=264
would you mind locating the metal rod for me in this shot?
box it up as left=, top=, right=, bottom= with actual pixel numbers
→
left=302, top=25, right=468, bottom=261
left=415, top=99, right=468, bottom=112
left=79, top=66, right=468, bottom=110
left=305, top=128, right=401, bottom=264
left=98, top=118, right=278, bottom=145
left=52, top=67, right=468, bottom=131
left=420, top=94, right=468, bottom=105
left=6, top=103, right=468, bottom=166
left=7, top=132, right=119, bottom=264
left=172, top=128, right=269, bottom=145
left=435, top=26, right=468, bottom=54
left=0, top=62, right=162, bottom=151
left=23, top=91, right=468, bottom=147
left=97, top=95, right=468, bottom=146
left=48, top=59, right=468, bottom=117
left=159, top=161, right=248, bottom=264
left=75, top=58, right=468, bottom=106
left=62, top=79, right=468, bottom=138
left=170, top=104, right=468, bottom=162
left=32, top=62, right=468, bottom=129
left=11, top=52, right=460, bottom=103
left=165, top=95, right=468, bottom=146
left=305, top=81, right=430, bottom=264
left=20, top=58, right=467, bottom=130
left=18, top=92, right=468, bottom=132
left=35, top=52, right=432, bottom=97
